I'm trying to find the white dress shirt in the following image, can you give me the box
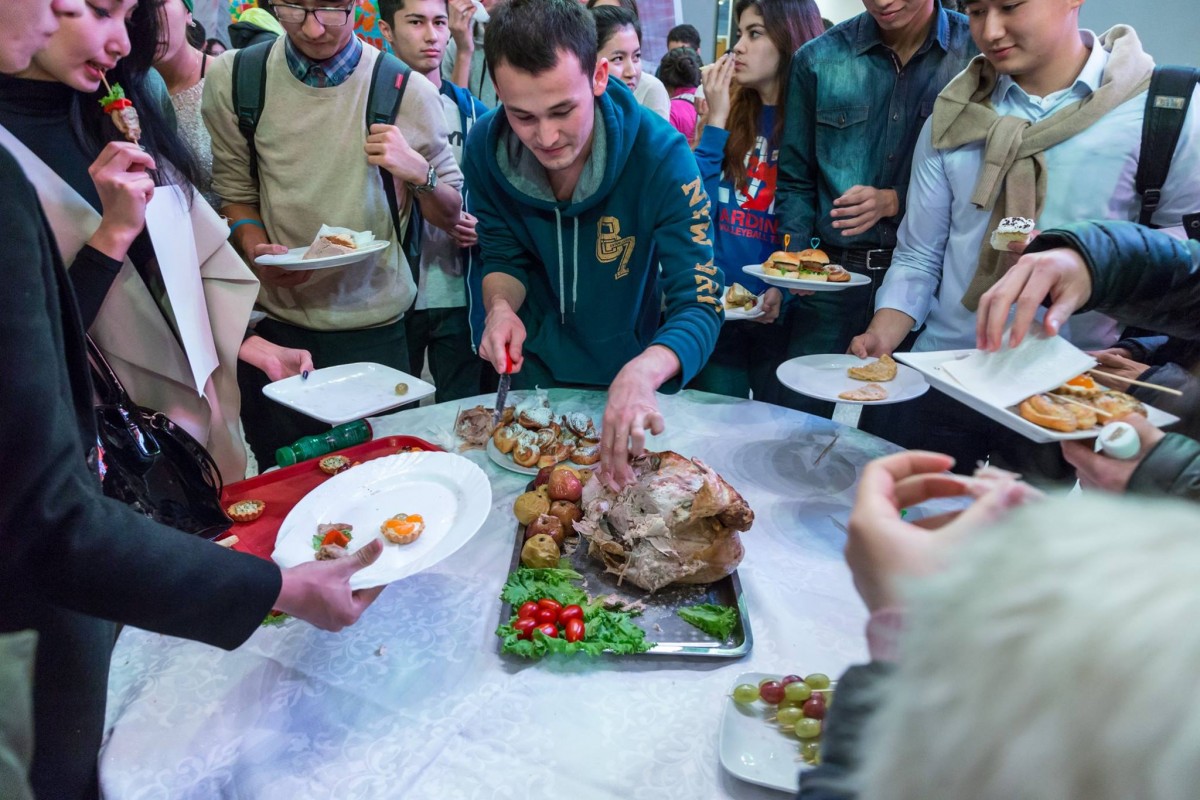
[876,31,1200,353]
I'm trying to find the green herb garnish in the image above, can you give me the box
[98,83,126,108]
[677,603,738,640]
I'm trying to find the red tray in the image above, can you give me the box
[218,436,442,560]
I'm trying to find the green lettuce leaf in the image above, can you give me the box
[499,566,587,607]
[98,83,125,108]
[677,603,738,640]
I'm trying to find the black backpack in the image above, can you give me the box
[231,40,423,264]
[1136,65,1200,241]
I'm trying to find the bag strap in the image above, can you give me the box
[366,52,422,269]
[1136,65,1199,227]
[231,40,274,186]
[85,335,132,407]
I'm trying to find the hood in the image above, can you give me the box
[484,76,640,217]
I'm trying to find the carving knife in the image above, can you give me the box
[492,348,513,428]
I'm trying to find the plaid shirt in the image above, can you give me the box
[284,35,363,88]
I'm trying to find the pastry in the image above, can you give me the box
[824,264,851,283]
[318,455,351,475]
[847,354,897,382]
[534,427,558,450]
[571,441,601,465]
[380,513,424,545]
[1092,391,1146,419]
[990,217,1035,251]
[1059,397,1098,429]
[564,412,598,440]
[226,499,265,523]
[518,405,553,429]
[512,429,541,467]
[303,233,358,260]
[1018,394,1078,432]
[838,383,889,402]
[537,443,571,469]
[493,423,519,454]
[724,282,756,310]
[1052,374,1103,398]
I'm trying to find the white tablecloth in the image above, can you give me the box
[100,389,900,799]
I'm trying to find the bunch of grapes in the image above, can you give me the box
[732,673,832,765]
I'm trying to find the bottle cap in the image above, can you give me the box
[275,445,298,467]
[1098,421,1141,460]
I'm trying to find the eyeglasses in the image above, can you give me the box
[271,3,354,27]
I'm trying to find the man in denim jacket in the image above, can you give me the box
[776,0,976,417]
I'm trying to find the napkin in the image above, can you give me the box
[940,330,1096,409]
[312,224,375,248]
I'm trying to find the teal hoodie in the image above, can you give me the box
[463,77,723,387]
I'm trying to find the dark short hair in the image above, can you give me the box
[485,0,597,79]
[379,0,449,27]
[584,0,639,16]
[666,23,700,50]
[656,46,701,91]
[592,5,640,50]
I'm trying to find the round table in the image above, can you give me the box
[100,389,899,799]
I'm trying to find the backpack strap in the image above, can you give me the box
[1136,65,1200,227]
[365,53,421,270]
[231,40,274,186]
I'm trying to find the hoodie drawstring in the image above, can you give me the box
[555,207,565,323]
[572,217,579,315]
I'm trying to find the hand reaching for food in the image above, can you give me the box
[238,335,315,382]
[975,247,1093,352]
[846,451,1040,613]
[599,346,677,490]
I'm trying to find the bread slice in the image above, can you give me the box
[838,383,888,402]
[847,354,897,382]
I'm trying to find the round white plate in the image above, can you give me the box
[255,239,390,270]
[272,452,491,589]
[723,294,765,321]
[486,438,601,476]
[719,671,836,792]
[776,354,930,405]
[742,263,871,292]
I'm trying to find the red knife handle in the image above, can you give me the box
[502,348,514,375]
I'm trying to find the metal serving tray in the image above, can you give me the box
[499,508,753,659]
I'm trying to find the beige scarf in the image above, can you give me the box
[931,26,1154,310]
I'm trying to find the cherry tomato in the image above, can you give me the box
[517,602,539,620]
[512,618,537,641]
[536,623,558,639]
[564,617,585,643]
[537,598,563,615]
[559,604,584,625]
[535,608,558,625]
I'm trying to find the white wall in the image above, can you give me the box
[1081,0,1199,67]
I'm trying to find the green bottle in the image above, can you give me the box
[274,419,372,467]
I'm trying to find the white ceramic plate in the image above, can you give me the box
[263,362,435,425]
[254,239,390,270]
[272,452,491,590]
[896,349,1181,444]
[485,438,600,475]
[776,354,929,406]
[719,671,832,792]
[743,263,871,292]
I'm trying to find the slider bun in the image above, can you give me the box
[767,250,801,268]
[797,248,830,266]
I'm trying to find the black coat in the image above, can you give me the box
[1030,221,1200,501]
[0,146,281,798]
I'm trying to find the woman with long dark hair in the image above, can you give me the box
[589,2,671,120]
[0,0,311,481]
[688,0,823,401]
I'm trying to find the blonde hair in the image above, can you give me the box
[856,494,1200,800]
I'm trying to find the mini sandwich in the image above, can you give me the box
[796,247,830,281]
[725,282,756,310]
[303,233,358,260]
[763,250,802,277]
[990,217,1035,251]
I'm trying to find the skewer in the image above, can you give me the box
[1050,392,1114,419]
[1088,369,1183,397]
[101,74,112,93]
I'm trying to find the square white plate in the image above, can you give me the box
[776,354,929,405]
[263,362,435,425]
[719,671,826,793]
[896,350,1180,444]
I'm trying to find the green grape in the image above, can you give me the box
[776,707,803,727]
[805,673,831,690]
[800,741,822,765]
[784,681,812,702]
[794,718,822,739]
[778,698,805,710]
[732,684,760,704]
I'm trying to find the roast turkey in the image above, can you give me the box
[574,451,754,593]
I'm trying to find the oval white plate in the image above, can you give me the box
[777,354,929,405]
[272,452,491,589]
[255,239,390,270]
[743,263,871,292]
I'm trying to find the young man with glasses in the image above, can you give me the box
[775,0,976,417]
[203,0,464,465]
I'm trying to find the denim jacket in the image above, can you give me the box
[777,8,976,250]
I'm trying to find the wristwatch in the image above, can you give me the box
[410,163,438,195]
